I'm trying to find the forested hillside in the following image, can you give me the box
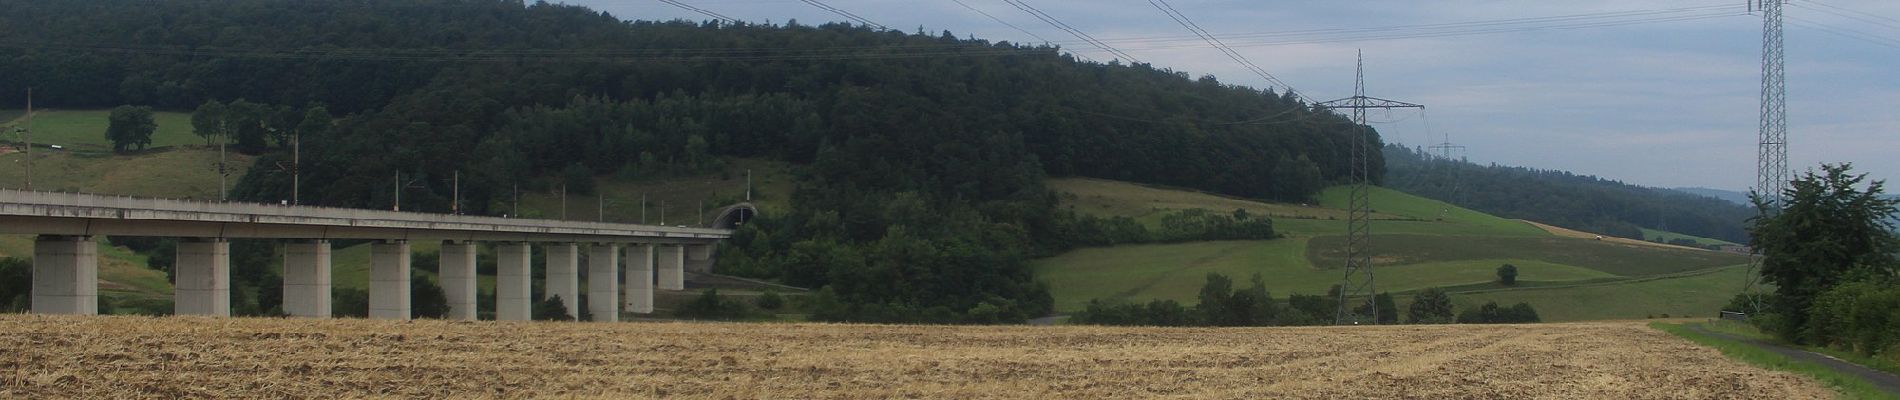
[0,0,1371,322]
[1384,145,1752,243]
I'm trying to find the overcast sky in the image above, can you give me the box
[563,0,1900,192]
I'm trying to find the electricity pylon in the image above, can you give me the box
[1316,51,1423,325]
[1739,0,1788,316]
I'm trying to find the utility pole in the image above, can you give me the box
[219,125,228,201]
[598,193,606,223]
[451,170,460,215]
[560,184,568,220]
[292,129,300,205]
[698,200,704,226]
[1740,0,1788,316]
[393,172,401,211]
[22,88,31,191]
[746,169,753,201]
[1315,50,1423,325]
[660,201,667,226]
[512,184,519,217]
[641,193,647,224]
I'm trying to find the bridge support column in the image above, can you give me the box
[685,244,715,274]
[624,244,654,314]
[439,241,478,321]
[283,240,332,318]
[587,244,620,322]
[658,245,685,291]
[175,238,230,316]
[369,240,411,320]
[496,242,532,321]
[32,235,97,315]
[545,243,580,319]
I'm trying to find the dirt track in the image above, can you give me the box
[0,316,1831,399]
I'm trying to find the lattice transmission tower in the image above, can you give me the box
[1317,51,1423,325]
[1739,0,1787,316]
[1427,138,1466,220]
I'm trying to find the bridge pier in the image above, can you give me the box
[624,244,653,314]
[685,244,715,273]
[496,242,532,321]
[545,243,579,319]
[283,240,332,318]
[31,235,97,315]
[439,241,478,321]
[657,245,685,291]
[174,238,230,316]
[368,240,411,320]
[587,244,620,322]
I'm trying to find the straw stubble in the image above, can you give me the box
[0,316,1828,399]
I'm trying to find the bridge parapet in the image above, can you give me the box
[0,189,729,243]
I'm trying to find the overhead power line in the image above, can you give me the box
[1805,0,1900,26]
[798,0,888,31]
[1146,0,1305,102]
[1791,1,1900,31]
[1787,16,1900,50]
[947,0,1093,61]
[1000,0,1142,63]
[656,0,736,24]
[0,4,1755,64]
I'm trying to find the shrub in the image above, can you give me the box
[1496,264,1519,285]
[755,289,784,310]
[411,275,450,319]
[676,289,755,320]
[333,287,369,318]
[1806,279,1900,357]
[1407,287,1455,324]
[1458,301,1541,324]
[534,295,573,321]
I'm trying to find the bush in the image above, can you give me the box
[534,295,574,321]
[1407,287,1456,324]
[1806,279,1900,357]
[676,289,754,320]
[333,287,369,318]
[1071,298,1191,326]
[1496,264,1518,285]
[411,274,450,319]
[1457,301,1541,324]
[755,289,784,310]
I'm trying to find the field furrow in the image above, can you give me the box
[0,316,1830,399]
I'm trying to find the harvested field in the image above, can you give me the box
[0,316,1830,399]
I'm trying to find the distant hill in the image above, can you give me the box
[1383,145,1753,243]
[1673,187,1750,206]
[1039,178,1749,321]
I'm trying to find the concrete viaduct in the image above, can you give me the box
[0,189,754,321]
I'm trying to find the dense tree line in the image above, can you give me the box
[1385,145,1752,242]
[1741,164,1898,356]
[0,0,1378,322]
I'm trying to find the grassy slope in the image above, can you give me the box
[0,110,240,310]
[1453,265,1748,321]
[1039,179,1751,321]
[1641,228,1741,247]
[1038,239,1619,312]
[1306,234,1744,277]
[0,109,203,151]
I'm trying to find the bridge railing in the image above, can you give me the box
[0,189,728,237]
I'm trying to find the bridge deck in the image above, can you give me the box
[0,189,728,243]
